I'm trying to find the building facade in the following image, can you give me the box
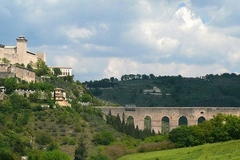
[52,88,71,107]
[49,66,72,77]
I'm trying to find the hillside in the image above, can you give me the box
[118,140,240,160]
[85,73,240,107]
[0,76,123,159]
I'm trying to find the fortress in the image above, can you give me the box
[0,36,46,66]
[0,36,46,82]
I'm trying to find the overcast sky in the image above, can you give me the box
[1,0,240,82]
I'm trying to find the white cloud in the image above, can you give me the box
[157,37,180,52]
[62,25,95,41]
[1,0,240,81]
[227,50,240,67]
[175,7,205,32]
[103,58,229,79]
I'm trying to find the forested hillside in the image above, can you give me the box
[84,73,240,107]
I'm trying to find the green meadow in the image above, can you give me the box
[118,140,240,160]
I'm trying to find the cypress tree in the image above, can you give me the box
[74,136,88,160]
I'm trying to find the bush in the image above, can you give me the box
[68,138,76,145]
[0,149,14,160]
[36,132,52,145]
[39,150,71,160]
[103,144,128,160]
[61,137,69,145]
[47,142,59,151]
[92,132,114,146]
[169,125,196,147]
[136,141,175,153]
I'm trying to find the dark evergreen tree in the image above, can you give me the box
[74,136,88,160]
[121,112,126,133]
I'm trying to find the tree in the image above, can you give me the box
[149,74,155,80]
[169,125,196,147]
[0,149,14,160]
[36,132,52,145]
[35,59,50,77]
[74,136,88,160]
[2,58,10,64]
[53,68,62,76]
[142,74,149,80]
[47,142,59,151]
[81,94,92,102]
[27,63,34,71]
[110,77,114,83]
[4,78,17,94]
[9,93,30,109]
[92,131,114,146]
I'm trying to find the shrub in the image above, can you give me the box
[103,144,128,160]
[92,132,114,146]
[36,132,52,145]
[0,149,14,160]
[39,150,71,160]
[47,142,59,151]
[61,137,69,145]
[74,124,82,132]
[136,141,175,153]
[68,138,76,145]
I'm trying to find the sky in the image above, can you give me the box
[1,0,240,82]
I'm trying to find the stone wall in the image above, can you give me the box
[11,65,35,82]
[0,64,35,82]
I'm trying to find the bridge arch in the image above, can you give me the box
[144,116,151,130]
[198,116,206,124]
[161,116,170,133]
[127,116,134,125]
[179,116,188,126]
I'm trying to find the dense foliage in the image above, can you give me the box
[85,73,240,107]
[169,113,240,147]
[106,111,156,139]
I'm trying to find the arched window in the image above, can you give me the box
[198,116,206,124]
[178,116,188,126]
[161,116,170,133]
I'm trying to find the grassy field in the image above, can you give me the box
[118,140,240,160]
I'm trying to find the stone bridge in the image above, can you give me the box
[98,107,240,133]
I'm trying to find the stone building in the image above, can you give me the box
[0,36,46,67]
[52,88,71,107]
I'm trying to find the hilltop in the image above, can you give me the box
[84,73,240,107]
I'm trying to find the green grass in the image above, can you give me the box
[118,140,240,160]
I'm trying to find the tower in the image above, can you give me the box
[16,36,28,65]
